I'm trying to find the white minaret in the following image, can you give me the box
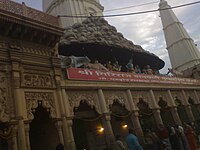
[43,0,104,28]
[159,0,200,71]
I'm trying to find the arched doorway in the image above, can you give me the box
[110,101,132,140]
[0,122,11,150]
[158,97,174,126]
[29,105,59,150]
[72,101,104,150]
[137,99,156,130]
[175,97,190,123]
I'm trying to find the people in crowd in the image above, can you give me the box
[114,134,126,150]
[184,123,198,150]
[144,129,159,150]
[156,124,171,150]
[126,128,143,150]
[177,125,190,150]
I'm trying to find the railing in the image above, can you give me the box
[0,0,59,27]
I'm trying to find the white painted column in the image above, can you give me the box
[126,90,144,139]
[61,89,76,150]
[97,89,115,149]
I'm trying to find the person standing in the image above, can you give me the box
[184,124,198,150]
[126,128,143,150]
[115,135,126,150]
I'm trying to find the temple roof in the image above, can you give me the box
[59,17,165,69]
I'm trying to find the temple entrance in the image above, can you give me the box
[137,99,156,130]
[73,101,104,150]
[0,139,8,150]
[110,102,132,139]
[0,123,9,150]
[29,105,59,150]
[158,98,174,126]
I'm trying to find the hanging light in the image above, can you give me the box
[97,127,104,133]
[122,124,128,129]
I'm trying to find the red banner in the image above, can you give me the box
[67,68,200,85]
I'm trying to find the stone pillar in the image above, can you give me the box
[182,90,195,122]
[12,125,18,150]
[55,121,64,145]
[168,90,182,125]
[97,89,115,149]
[14,74,26,150]
[150,90,163,127]
[66,119,76,150]
[126,90,144,138]
[25,123,30,150]
[61,89,76,150]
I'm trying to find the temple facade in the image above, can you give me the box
[0,1,200,150]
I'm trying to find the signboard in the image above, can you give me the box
[67,68,200,85]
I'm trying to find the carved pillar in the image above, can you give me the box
[61,89,76,150]
[12,125,18,150]
[97,89,115,148]
[66,119,76,150]
[126,90,144,139]
[13,72,27,150]
[182,90,195,122]
[55,121,64,145]
[25,123,30,150]
[167,90,182,125]
[150,90,163,127]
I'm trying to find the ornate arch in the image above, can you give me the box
[104,91,130,111]
[132,91,153,109]
[67,91,101,115]
[25,92,56,120]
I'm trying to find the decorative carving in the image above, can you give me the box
[25,92,56,120]
[0,72,9,122]
[104,91,130,111]
[171,91,186,105]
[184,91,197,104]
[22,73,53,88]
[153,91,171,107]
[67,91,100,115]
[131,91,153,109]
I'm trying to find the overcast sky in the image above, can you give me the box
[14,0,200,73]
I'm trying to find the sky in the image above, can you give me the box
[14,0,200,73]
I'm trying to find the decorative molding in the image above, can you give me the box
[0,72,9,122]
[21,73,53,88]
[67,91,100,115]
[104,91,130,111]
[25,92,56,120]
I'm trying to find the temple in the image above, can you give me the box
[159,0,200,75]
[0,0,200,150]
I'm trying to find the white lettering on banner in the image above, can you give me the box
[67,68,200,85]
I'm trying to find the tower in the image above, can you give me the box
[159,0,200,72]
[43,0,104,28]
